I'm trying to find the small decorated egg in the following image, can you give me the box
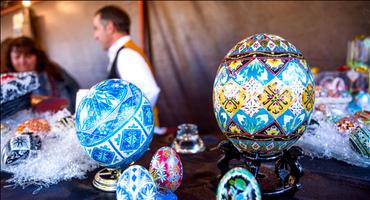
[149,146,183,192]
[354,111,370,128]
[155,191,178,200]
[116,165,157,200]
[56,115,76,129]
[347,101,361,114]
[354,91,370,111]
[217,167,261,200]
[16,118,50,134]
[349,127,370,158]
[336,117,357,134]
[1,133,42,165]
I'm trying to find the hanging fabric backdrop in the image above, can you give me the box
[148,1,370,133]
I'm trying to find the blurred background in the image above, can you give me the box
[1,1,369,132]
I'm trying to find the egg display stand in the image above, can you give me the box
[217,140,304,198]
[92,168,122,192]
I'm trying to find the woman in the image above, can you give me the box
[6,36,80,112]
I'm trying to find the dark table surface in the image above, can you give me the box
[1,131,370,200]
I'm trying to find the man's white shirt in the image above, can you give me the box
[107,36,160,108]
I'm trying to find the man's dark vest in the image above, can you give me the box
[107,46,125,79]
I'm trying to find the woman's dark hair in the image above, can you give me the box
[1,37,14,73]
[6,36,63,81]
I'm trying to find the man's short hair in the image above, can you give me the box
[96,5,131,34]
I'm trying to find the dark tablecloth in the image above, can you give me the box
[1,131,370,200]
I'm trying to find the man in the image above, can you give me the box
[93,5,160,108]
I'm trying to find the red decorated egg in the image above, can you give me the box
[149,146,183,192]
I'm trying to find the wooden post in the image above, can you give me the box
[138,0,145,50]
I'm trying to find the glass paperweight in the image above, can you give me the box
[171,124,205,154]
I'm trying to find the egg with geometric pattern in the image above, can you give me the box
[213,33,315,156]
[116,165,158,200]
[75,79,154,168]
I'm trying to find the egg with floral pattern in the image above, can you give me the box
[75,79,154,168]
[213,33,315,156]
[149,146,183,192]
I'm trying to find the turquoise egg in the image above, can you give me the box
[349,127,370,158]
[354,91,370,111]
[75,79,154,168]
[217,167,261,200]
[213,33,315,156]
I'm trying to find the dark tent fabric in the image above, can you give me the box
[148,1,370,132]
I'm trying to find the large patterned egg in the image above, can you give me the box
[149,146,183,192]
[213,33,315,156]
[116,165,158,200]
[217,167,261,200]
[75,79,154,168]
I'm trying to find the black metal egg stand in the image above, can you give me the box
[217,139,304,198]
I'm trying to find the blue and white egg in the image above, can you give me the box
[75,79,154,168]
[116,165,158,200]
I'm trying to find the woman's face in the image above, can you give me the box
[10,48,37,72]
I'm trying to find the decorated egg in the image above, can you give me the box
[116,165,158,200]
[217,167,261,200]
[354,91,370,111]
[155,191,178,200]
[149,146,183,192]
[55,115,75,129]
[16,118,50,134]
[336,117,357,134]
[213,33,315,156]
[354,110,370,127]
[75,79,154,168]
[1,133,42,165]
[349,127,370,158]
[347,101,362,114]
